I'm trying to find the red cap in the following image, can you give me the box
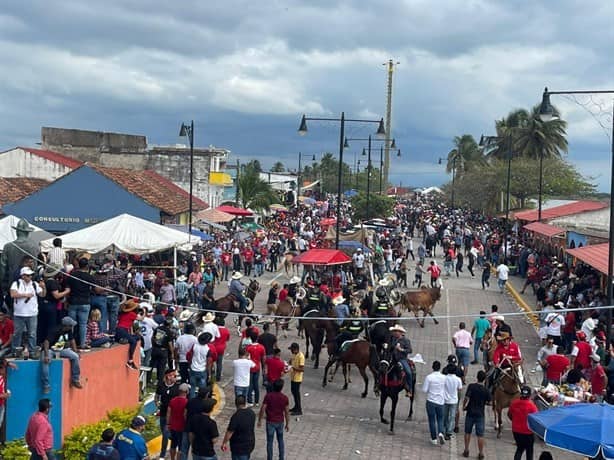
[576,331,587,341]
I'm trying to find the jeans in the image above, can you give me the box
[513,432,534,460]
[481,273,490,289]
[216,351,224,381]
[90,336,110,347]
[12,315,37,352]
[248,371,260,404]
[473,337,483,362]
[159,416,170,458]
[193,456,218,460]
[68,304,91,347]
[231,455,250,460]
[455,347,470,371]
[290,381,301,412]
[29,449,56,460]
[92,295,120,334]
[179,361,190,386]
[41,349,80,388]
[190,369,208,399]
[235,385,249,399]
[222,265,230,281]
[425,400,445,440]
[443,402,458,435]
[266,422,285,460]
[498,278,507,291]
[115,327,138,362]
[399,359,413,392]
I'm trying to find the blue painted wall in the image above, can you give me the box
[4,166,160,233]
[567,231,587,248]
[6,359,63,449]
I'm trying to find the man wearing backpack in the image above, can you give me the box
[150,316,176,386]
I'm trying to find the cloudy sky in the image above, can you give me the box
[1,0,613,190]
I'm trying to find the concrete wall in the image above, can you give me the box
[550,208,610,234]
[0,148,73,180]
[42,127,147,153]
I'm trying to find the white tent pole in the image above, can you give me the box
[173,246,178,282]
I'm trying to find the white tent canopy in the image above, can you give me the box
[0,215,54,249]
[40,213,199,255]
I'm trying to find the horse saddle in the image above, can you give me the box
[340,338,362,353]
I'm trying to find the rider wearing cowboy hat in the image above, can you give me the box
[229,272,248,314]
[388,324,413,396]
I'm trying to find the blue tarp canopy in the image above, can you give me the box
[338,240,371,253]
[164,224,214,241]
[344,189,358,197]
[528,403,614,459]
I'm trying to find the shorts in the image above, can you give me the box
[464,414,485,437]
[538,327,548,340]
[170,429,183,449]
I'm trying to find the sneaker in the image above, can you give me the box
[444,434,451,440]
[430,439,439,446]
[43,385,51,394]
[462,451,469,458]
[290,409,302,415]
[101,342,111,348]
[478,454,484,460]
[126,361,138,371]
[246,403,254,407]
[470,360,478,365]
[70,380,83,389]
[449,433,456,439]
[78,347,91,352]
[438,433,445,445]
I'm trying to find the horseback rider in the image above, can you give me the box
[229,271,248,313]
[304,279,327,315]
[374,278,392,318]
[287,276,301,305]
[388,324,413,397]
[333,298,363,357]
[487,331,524,390]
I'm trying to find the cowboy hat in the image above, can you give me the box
[20,266,34,276]
[231,271,243,280]
[494,315,505,322]
[331,296,346,306]
[121,299,139,313]
[43,264,62,278]
[179,309,194,322]
[203,312,215,322]
[11,219,35,233]
[389,324,406,334]
[289,276,301,284]
[496,331,511,341]
[177,275,187,282]
[378,278,391,287]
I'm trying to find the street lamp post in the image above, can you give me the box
[538,151,544,222]
[298,113,385,249]
[179,120,195,237]
[539,87,614,347]
[296,152,316,206]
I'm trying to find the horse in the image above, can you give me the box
[377,344,406,434]
[302,309,336,369]
[492,358,522,438]
[400,286,442,327]
[480,329,496,371]
[282,252,297,276]
[322,339,379,398]
[214,279,260,331]
[273,298,301,337]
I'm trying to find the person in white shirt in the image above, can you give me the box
[10,266,45,353]
[139,303,158,367]
[46,238,66,267]
[189,332,212,398]
[452,322,473,382]
[175,323,198,385]
[422,360,447,445]
[544,308,565,346]
[201,312,221,339]
[352,249,365,272]
[233,348,256,402]
[581,312,599,341]
[442,364,463,440]
[495,263,509,293]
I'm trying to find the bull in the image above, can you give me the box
[400,286,442,327]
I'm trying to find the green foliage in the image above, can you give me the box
[270,161,285,172]
[237,163,280,211]
[61,406,159,460]
[447,134,484,178]
[351,192,394,220]
[0,439,30,459]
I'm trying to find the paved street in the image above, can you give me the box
[211,258,580,460]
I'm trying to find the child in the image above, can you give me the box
[86,309,111,348]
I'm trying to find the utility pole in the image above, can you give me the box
[383,59,399,186]
[235,159,240,205]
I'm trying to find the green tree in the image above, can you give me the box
[271,161,285,172]
[351,192,394,221]
[515,105,568,160]
[243,159,262,173]
[237,163,279,211]
[446,134,484,178]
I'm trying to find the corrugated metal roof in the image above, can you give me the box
[514,201,608,222]
[523,222,566,238]
[17,146,83,169]
[566,243,609,275]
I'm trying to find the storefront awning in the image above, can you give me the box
[292,249,352,266]
[209,172,233,186]
[565,243,609,276]
[523,222,566,238]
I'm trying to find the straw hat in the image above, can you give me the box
[389,324,406,334]
[378,278,391,287]
[43,264,62,279]
[289,276,301,284]
[332,296,346,306]
[203,312,216,322]
[496,331,511,341]
[121,299,139,313]
[494,315,505,322]
[231,271,243,280]
[177,275,187,282]
[179,309,194,322]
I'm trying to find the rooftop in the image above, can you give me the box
[514,200,608,222]
[15,146,83,169]
[0,177,50,206]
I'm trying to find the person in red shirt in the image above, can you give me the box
[212,318,231,381]
[589,353,608,401]
[115,300,140,370]
[221,251,232,282]
[562,310,576,353]
[246,330,266,406]
[544,346,570,384]
[26,399,55,460]
[242,247,254,277]
[167,383,190,460]
[571,331,592,370]
[492,332,523,366]
[507,386,538,460]
[278,285,289,303]
[0,308,14,357]
[427,261,441,288]
[265,348,286,392]
[258,379,290,460]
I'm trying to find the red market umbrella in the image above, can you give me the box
[215,205,253,216]
[292,248,352,266]
[320,218,337,227]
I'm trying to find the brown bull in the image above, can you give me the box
[400,286,441,327]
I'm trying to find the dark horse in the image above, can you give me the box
[322,339,379,398]
[378,344,405,434]
[213,279,260,330]
[302,309,336,369]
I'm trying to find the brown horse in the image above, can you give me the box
[214,279,260,330]
[492,358,522,438]
[322,339,379,398]
[273,298,301,337]
[302,309,336,369]
[282,252,297,276]
[480,329,496,371]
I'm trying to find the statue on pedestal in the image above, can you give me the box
[0,219,40,294]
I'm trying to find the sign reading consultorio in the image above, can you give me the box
[33,216,103,224]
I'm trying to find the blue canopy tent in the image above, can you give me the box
[528,403,614,459]
[344,189,358,197]
[338,240,371,253]
[164,224,214,241]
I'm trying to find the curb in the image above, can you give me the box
[506,280,540,329]
[145,382,225,454]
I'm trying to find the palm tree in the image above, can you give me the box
[237,164,279,211]
[514,104,568,160]
[271,161,285,172]
[447,134,484,178]
[485,109,531,160]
